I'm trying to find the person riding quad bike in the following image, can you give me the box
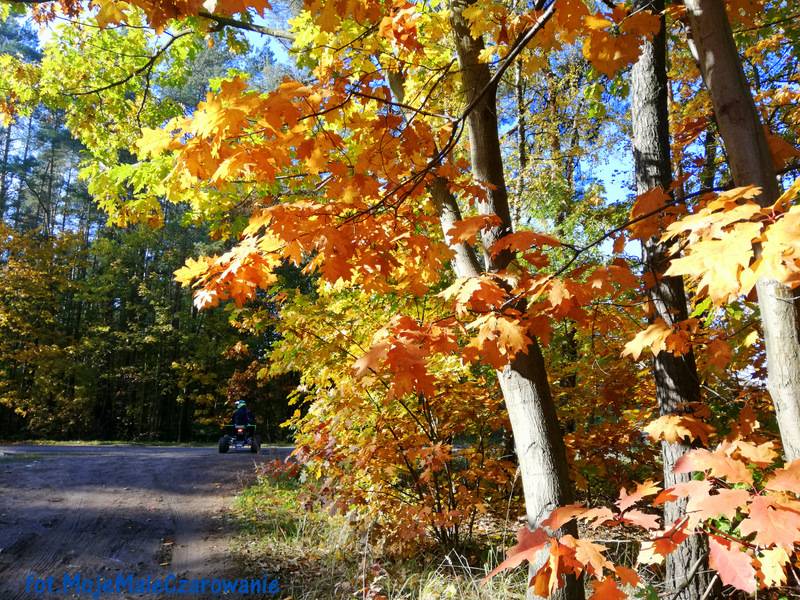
[218,400,260,453]
[232,400,255,428]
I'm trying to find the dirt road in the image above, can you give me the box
[0,445,291,599]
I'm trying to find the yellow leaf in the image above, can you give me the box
[136,127,174,158]
[743,330,759,347]
[584,14,612,29]
[622,319,672,360]
[174,256,211,287]
[665,221,761,303]
[95,0,129,28]
[757,547,789,588]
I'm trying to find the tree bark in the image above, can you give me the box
[684,0,800,461]
[12,116,34,228]
[700,129,717,190]
[430,178,482,278]
[630,2,715,598]
[0,123,12,219]
[513,61,527,228]
[447,2,582,598]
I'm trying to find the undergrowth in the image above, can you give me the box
[231,464,530,600]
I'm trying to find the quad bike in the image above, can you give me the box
[218,424,260,453]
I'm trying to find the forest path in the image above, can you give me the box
[0,444,292,599]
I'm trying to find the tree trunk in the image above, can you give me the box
[631,0,711,600]
[13,117,34,229]
[430,178,482,277]
[448,2,581,598]
[513,61,527,228]
[630,2,715,599]
[700,129,717,190]
[0,123,12,219]
[684,0,800,461]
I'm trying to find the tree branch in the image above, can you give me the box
[68,30,192,96]
[197,10,295,41]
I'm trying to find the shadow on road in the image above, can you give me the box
[0,445,292,600]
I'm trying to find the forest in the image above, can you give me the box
[0,19,297,441]
[0,0,799,598]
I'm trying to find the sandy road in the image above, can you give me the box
[0,445,291,600]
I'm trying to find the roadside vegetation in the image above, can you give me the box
[231,460,531,600]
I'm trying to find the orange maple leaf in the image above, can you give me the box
[766,130,800,170]
[673,448,753,485]
[692,488,750,522]
[708,535,756,593]
[629,186,672,240]
[720,439,778,468]
[589,577,626,600]
[739,495,800,550]
[489,230,561,256]
[463,314,531,368]
[654,479,711,505]
[643,414,715,446]
[581,7,660,77]
[765,459,800,495]
[446,214,503,244]
[656,479,749,525]
[565,536,612,577]
[482,525,549,580]
[622,319,672,360]
[620,509,660,530]
[617,479,660,512]
[440,276,507,316]
[379,1,423,52]
[531,539,575,597]
[614,565,639,587]
[352,342,390,378]
[704,338,733,370]
[541,503,588,530]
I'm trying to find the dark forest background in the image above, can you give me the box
[0,20,297,442]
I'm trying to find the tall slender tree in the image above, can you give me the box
[629,1,713,597]
[447,2,581,598]
[684,0,800,461]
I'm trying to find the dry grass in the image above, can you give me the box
[229,464,663,599]
[230,475,531,600]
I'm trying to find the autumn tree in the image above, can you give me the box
[628,1,712,597]
[680,0,800,461]
[3,0,800,598]
[445,3,581,597]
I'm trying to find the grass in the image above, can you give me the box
[230,475,530,600]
